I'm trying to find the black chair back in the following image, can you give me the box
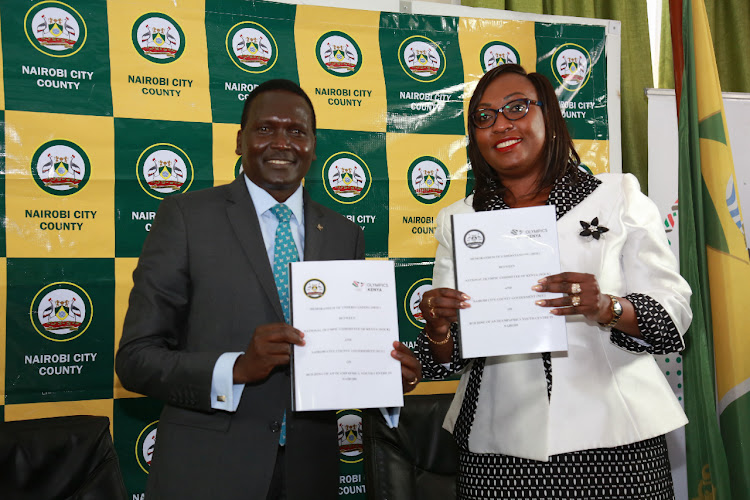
[0,415,127,500]
[364,393,459,500]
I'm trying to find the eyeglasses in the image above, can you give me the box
[470,98,543,129]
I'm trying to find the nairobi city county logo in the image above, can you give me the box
[132,13,185,63]
[226,21,278,74]
[552,43,592,91]
[408,156,450,204]
[337,410,364,463]
[323,152,371,204]
[303,279,326,299]
[31,140,90,196]
[480,41,520,73]
[316,31,362,77]
[398,35,445,82]
[405,278,432,328]
[136,420,159,474]
[24,1,86,57]
[30,282,93,342]
[137,143,194,200]
[464,229,485,249]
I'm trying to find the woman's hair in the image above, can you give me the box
[467,64,580,210]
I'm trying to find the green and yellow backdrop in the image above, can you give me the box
[0,0,618,497]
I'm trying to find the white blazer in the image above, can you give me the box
[434,173,692,461]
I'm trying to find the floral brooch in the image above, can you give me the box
[579,217,609,240]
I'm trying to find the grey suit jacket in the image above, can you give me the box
[116,175,365,499]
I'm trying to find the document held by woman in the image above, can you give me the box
[451,205,568,358]
[289,260,404,411]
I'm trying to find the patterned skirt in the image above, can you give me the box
[457,435,675,499]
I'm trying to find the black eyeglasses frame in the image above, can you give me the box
[470,98,544,129]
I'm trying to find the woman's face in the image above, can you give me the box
[473,73,547,182]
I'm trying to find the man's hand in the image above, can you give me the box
[391,341,422,393]
[233,323,305,384]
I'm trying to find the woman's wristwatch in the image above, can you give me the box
[599,294,623,328]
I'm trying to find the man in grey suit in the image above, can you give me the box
[116,80,422,499]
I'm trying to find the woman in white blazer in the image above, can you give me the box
[416,64,692,499]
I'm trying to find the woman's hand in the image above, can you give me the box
[532,272,611,323]
[419,288,470,342]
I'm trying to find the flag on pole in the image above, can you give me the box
[670,0,750,498]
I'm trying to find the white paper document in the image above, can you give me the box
[452,205,568,358]
[290,260,404,411]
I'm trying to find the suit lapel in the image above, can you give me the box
[226,176,284,321]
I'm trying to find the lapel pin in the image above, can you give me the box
[317,224,324,231]
[579,217,609,240]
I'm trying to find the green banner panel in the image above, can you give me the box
[206,0,299,124]
[304,130,389,258]
[534,23,608,141]
[5,257,114,404]
[395,258,434,347]
[336,408,366,499]
[114,117,213,257]
[1,0,113,116]
[380,13,465,135]
[113,396,164,498]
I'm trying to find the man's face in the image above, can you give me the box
[235,90,316,202]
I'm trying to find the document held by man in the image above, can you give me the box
[289,260,404,411]
[451,205,568,358]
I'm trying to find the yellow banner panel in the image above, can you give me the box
[574,139,610,175]
[458,18,537,117]
[701,138,750,398]
[408,380,459,396]
[693,2,724,126]
[5,111,115,258]
[213,122,242,186]
[108,0,211,122]
[387,132,468,258]
[114,257,140,400]
[707,247,750,401]
[296,6,386,132]
[4,399,114,431]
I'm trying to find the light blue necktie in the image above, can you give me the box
[270,203,299,446]
[270,203,299,323]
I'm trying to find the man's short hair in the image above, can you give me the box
[240,79,317,134]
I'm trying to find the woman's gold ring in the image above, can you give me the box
[571,295,581,307]
[570,283,582,294]
[426,297,434,308]
[407,376,419,386]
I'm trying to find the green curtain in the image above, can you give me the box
[660,0,750,92]
[658,0,675,89]
[462,0,653,192]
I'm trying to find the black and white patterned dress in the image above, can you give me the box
[417,172,685,499]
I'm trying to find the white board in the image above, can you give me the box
[646,87,750,500]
